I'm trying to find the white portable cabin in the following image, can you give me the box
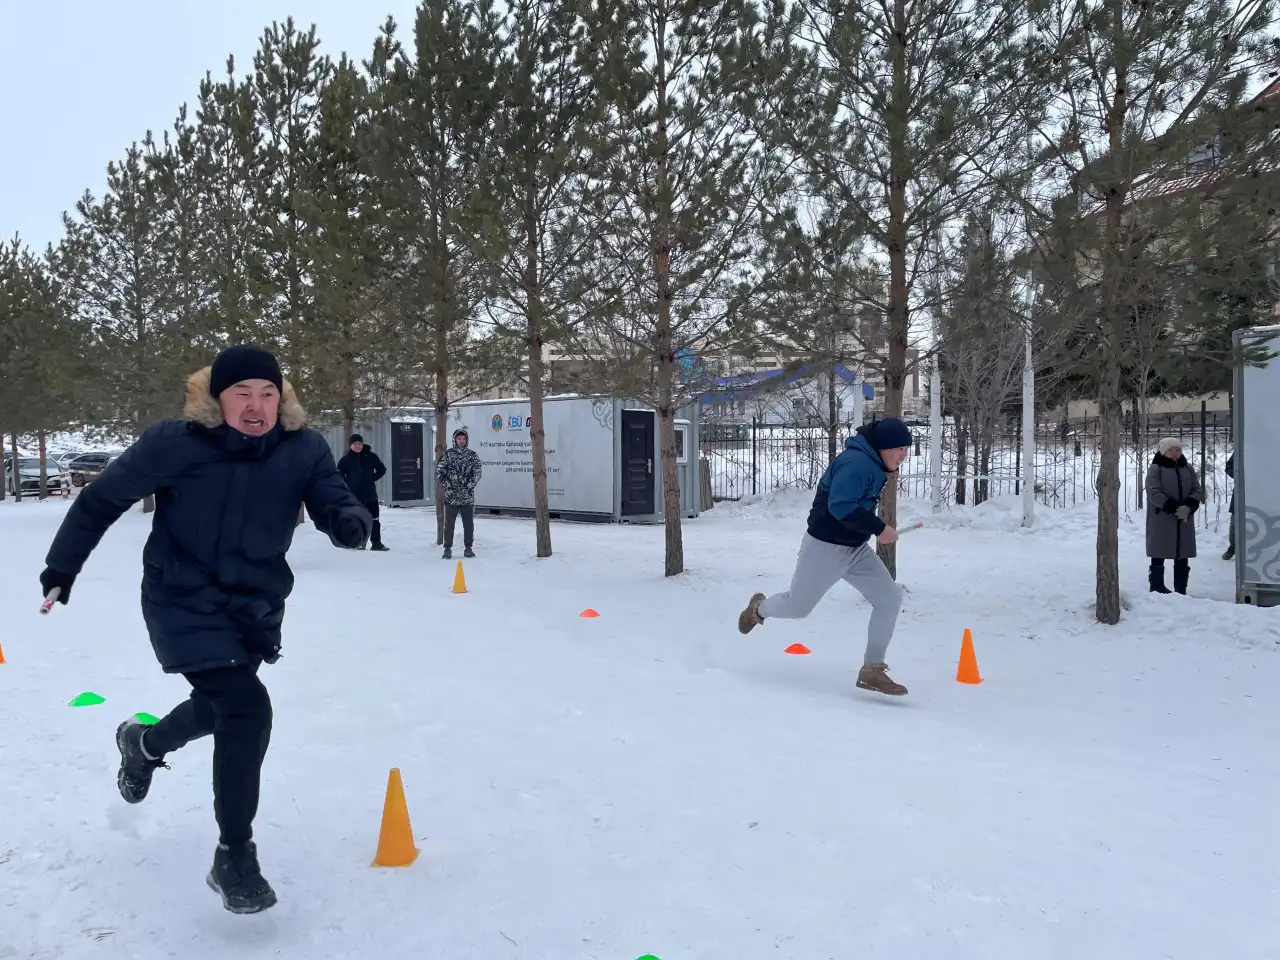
[319,396,701,523]
[1232,324,1280,607]
[448,395,701,523]
[319,416,434,508]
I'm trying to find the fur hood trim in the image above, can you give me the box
[183,366,307,432]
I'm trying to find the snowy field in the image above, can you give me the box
[2,492,1277,959]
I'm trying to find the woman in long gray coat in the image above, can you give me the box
[1145,437,1205,594]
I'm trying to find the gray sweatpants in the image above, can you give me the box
[758,533,903,666]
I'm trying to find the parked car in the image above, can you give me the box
[66,451,120,487]
[4,456,69,496]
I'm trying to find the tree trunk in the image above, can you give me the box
[434,360,449,547]
[37,430,49,500]
[1095,356,1123,623]
[654,49,683,577]
[827,364,839,463]
[9,432,21,502]
[877,0,910,579]
[954,413,968,505]
[525,185,553,558]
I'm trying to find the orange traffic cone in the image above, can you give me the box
[579,608,600,618]
[452,561,467,594]
[372,767,419,867]
[0,641,6,664]
[956,628,982,684]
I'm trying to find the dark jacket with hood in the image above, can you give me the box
[436,428,483,506]
[1145,452,1205,560]
[806,425,891,547]
[338,445,387,503]
[44,367,371,673]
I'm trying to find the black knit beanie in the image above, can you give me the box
[209,345,284,398]
[349,434,364,444]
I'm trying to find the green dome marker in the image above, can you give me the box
[68,692,105,707]
[134,712,160,725]
[636,956,662,959]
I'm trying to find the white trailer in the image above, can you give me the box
[447,395,701,523]
[1232,324,1280,606]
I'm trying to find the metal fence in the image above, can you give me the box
[701,412,1234,513]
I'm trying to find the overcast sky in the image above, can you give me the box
[0,1,419,253]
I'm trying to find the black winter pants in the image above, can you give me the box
[362,499,382,546]
[144,661,272,847]
[444,503,474,548]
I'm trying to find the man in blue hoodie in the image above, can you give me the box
[737,418,913,696]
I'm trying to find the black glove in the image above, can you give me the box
[1162,499,1180,514]
[40,567,76,605]
[329,507,370,549]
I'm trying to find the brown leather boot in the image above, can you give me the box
[738,593,765,634]
[857,663,908,696]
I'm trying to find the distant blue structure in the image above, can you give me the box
[697,363,867,406]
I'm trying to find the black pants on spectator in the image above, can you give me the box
[144,661,272,847]
[362,499,381,546]
[444,503,474,548]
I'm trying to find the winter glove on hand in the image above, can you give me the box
[1162,499,1180,514]
[39,567,76,605]
[328,507,370,549]
[1175,504,1192,521]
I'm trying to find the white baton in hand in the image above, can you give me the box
[898,521,924,535]
[40,587,61,615]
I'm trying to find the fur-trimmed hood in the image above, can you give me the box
[183,366,307,432]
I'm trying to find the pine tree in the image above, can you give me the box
[57,141,191,437]
[297,55,391,433]
[473,0,606,558]
[365,5,505,541]
[580,0,781,576]
[741,0,1042,576]
[191,59,264,347]
[252,19,331,390]
[1026,0,1276,623]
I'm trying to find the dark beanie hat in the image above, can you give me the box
[209,345,283,398]
[349,434,364,444]
[866,417,913,451]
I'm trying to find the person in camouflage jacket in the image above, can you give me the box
[436,426,482,558]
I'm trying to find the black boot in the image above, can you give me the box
[207,840,277,914]
[464,546,475,558]
[116,720,167,803]
[1173,559,1190,595]
[442,547,452,560]
[370,542,390,552]
[1149,560,1171,594]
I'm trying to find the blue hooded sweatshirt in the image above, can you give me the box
[806,430,890,547]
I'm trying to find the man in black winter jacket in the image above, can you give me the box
[39,345,371,915]
[338,434,389,551]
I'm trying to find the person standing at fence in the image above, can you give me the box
[338,434,389,551]
[437,426,483,559]
[737,418,912,696]
[1145,437,1204,595]
[1223,452,1236,561]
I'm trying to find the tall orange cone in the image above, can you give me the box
[372,767,420,867]
[956,628,982,684]
[0,641,6,664]
[451,561,467,594]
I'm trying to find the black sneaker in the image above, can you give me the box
[207,840,278,914]
[370,542,390,552]
[463,546,475,558]
[116,720,167,803]
[442,548,452,560]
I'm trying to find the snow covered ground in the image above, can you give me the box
[2,492,1277,959]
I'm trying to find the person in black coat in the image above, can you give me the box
[338,434,389,551]
[1224,452,1236,561]
[38,345,371,915]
